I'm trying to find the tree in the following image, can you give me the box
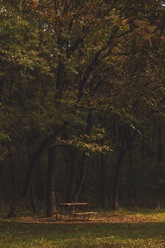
[0,0,164,216]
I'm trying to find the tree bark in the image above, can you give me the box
[30,181,37,214]
[72,152,86,202]
[7,133,56,218]
[157,126,162,163]
[67,147,77,202]
[112,148,123,209]
[155,125,163,209]
[8,159,16,205]
[112,126,128,209]
[72,111,92,201]
[100,154,108,209]
[46,147,57,217]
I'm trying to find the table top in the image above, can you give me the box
[60,202,88,206]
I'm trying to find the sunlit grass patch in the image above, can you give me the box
[0,210,164,248]
[98,208,165,222]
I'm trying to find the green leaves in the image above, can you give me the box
[0,0,164,156]
[56,135,113,154]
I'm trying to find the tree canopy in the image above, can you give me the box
[0,0,165,216]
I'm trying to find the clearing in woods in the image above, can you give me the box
[0,210,164,248]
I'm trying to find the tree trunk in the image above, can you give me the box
[155,125,163,209]
[46,147,57,217]
[127,129,137,206]
[157,126,162,163]
[30,181,37,214]
[112,148,123,209]
[67,147,77,202]
[100,154,108,209]
[72,152,86,202]
[7,146,16,205]
[7,134,56,218]
[7,160,37,218]
[112,125,136,209]
[112,126,127,210]
[69,111,93,202]
[8,160,16,205]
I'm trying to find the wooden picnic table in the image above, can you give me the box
[60,202,88,209]
[58,202,97,221]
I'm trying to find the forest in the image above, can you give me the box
[0,0,165,218]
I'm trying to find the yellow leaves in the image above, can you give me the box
[21,0,39,9]
[135,19,157,35]
[31,0,38,3]
[134,19,158,47]
[90,99,98,107]
[147,25,157,33]
[81,59,86,64]
[111,15,130,27]
[160,35,165,41]
[90,96,106,107]
[56,135,113,154]
[134,20,149,27]
[156,30,165,41]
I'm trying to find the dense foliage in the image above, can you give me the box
[0,0,165,216]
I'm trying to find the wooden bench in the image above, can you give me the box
[71,211,97,220]
[59,202,89,220]
[53,203,97,221]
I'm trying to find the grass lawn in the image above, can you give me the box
[0,210,164,248]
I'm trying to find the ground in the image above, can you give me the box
[13,209,165,224]
[1,210,164,248]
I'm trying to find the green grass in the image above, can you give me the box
[0,210,165,248]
